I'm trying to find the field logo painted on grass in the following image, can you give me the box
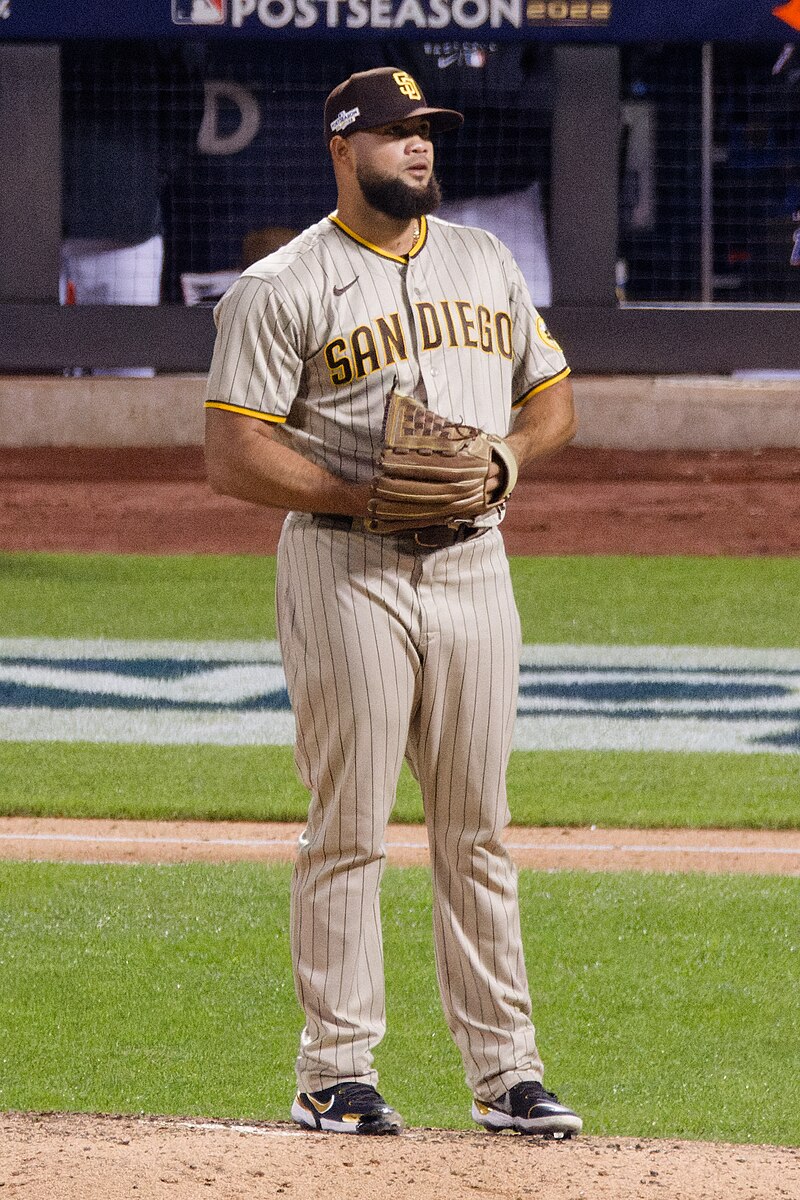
[1,639,800,754]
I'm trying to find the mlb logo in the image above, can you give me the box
[172,0,226,24]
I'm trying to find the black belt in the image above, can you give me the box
[313,514,488,549]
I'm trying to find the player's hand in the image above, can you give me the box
[486,458,504,501]
[365,392,518,535]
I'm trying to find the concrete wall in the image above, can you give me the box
[570,376,800,450]
[0,375,206,448]
[1,374,799,450]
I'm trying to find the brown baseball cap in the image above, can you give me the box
[324,67,463,143]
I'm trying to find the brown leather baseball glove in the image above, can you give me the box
[365,391,518,535]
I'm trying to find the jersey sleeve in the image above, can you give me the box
[506,254,570,411]
[204,275,303,423]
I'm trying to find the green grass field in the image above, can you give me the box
[1,550,799,829]
[1,548,798,1144]
[0,742,797,828]
[2,551,800,645]
[0,861,796,1145]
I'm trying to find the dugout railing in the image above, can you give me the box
[1,40,799,375]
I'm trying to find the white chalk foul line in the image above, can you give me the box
[0,831,797,857]
[166,1120,302,1138]
[0,832,301,849]
[158,1118,431,1140]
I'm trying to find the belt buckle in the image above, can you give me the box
[413,524,469,549]
[314,514,355,532]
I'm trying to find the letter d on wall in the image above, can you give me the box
[197,80,261,155]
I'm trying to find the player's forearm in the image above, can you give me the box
[212,452,369,515]
[204,410,370,516]
[506,377,577,471]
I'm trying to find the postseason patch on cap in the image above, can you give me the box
[330,107,361,135]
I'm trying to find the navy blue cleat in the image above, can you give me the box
[292,1082,404,1135]
[473,1081,582,1138]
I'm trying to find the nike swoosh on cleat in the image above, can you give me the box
[307,1095,336,1114]
[333,279,358,296]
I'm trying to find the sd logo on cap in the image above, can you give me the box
[324,67,463,143]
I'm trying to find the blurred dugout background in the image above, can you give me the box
[58,40,800,307]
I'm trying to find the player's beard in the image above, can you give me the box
[356,164,442,220]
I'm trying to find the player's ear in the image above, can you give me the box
[330,134,354,170]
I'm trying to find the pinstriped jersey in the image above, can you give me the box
[205,213,569,484]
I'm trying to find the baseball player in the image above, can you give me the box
[204,66,582,1139]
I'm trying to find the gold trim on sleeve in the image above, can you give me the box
[204,401,287,423]
[512,366,571,410]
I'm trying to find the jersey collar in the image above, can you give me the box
[329,214,428,263]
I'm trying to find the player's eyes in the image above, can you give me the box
[383,123,431,140]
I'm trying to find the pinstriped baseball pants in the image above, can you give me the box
[276,513,544,1099]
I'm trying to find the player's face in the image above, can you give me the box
[350,117,442,220]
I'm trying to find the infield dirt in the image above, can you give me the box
[2,445,800,556]
[2,1112,798,1200]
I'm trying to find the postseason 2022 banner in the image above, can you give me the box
[1,0,800,42]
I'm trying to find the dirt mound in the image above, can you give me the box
[2,1112,797,1200]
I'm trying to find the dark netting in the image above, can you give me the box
[619,43,800,303]
[61,40,554,304]
[60,39,800,306]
